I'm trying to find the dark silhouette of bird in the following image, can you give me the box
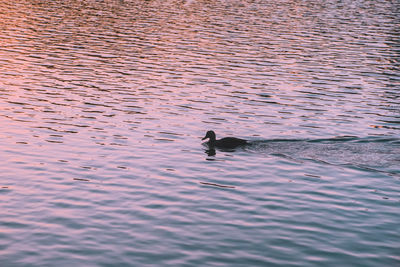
[202,130,247,149]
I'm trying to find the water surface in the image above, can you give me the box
[0,0,399,266]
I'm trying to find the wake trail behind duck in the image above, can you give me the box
[246,136,400,175]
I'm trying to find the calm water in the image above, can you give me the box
[1,0,399,266]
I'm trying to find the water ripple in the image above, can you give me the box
[1,0,400,266]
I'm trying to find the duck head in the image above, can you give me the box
[202,130,216,142]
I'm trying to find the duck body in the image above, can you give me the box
[202,130,247,149]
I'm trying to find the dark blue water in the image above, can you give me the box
[0,0,399,266]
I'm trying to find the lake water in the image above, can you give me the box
[0,0,399,266]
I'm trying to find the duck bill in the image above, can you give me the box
[202,136,207,140]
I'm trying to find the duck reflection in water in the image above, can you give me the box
[202,130,248,155]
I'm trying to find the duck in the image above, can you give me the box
[202,130,247,149]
